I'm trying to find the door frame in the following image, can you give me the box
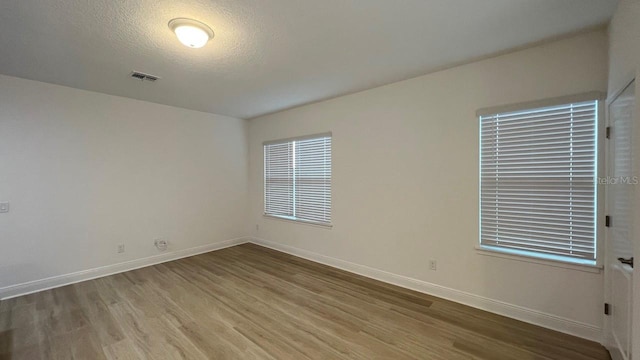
[603,77,636,360]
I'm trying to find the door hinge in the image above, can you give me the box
[605,215,611,227]
[618,257,634,269]
[606,126,611,139]
[604,303,610,315]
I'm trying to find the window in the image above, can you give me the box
[264,133,332,226]
[479,98,599,265]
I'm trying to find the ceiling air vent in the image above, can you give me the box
[130,71,160,82]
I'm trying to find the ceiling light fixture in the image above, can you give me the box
[168,18,214,49]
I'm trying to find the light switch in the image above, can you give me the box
[0,202,9,213]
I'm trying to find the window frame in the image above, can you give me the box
[477,92,606,267]
[263,132,333,228]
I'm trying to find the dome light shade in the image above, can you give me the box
[168,18,214,49]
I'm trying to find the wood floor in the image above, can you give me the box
[0,244,610,360]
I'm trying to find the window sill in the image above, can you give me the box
[263,214,333,229]
[475,246,602,274]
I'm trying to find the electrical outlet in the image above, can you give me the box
[0,202,9,213]
[256,224,259,231]
[117,244,125,253]
[429,260,437,271]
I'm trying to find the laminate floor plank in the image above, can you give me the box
[0,244,611,360]
[185,256,426,360]
[103,338,148,360]
[166,261,348,360]
[224,248,536,359]
[190,253,470,360]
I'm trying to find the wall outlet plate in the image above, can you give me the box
[429,260,437,271]
[117,244,125,253]
[0,202,9,213]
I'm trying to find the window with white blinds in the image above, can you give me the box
[480,100,598,264]
[264,134,332,226]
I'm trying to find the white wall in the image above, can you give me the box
[248,30,609,339]
[0,74,249,294]
[608,0,640,358]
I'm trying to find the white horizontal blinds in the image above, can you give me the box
[480,101,597,261]
[264,142,294,217]
[295,136,332,224]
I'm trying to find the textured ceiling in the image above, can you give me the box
[0,0,618,119]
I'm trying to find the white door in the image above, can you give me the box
[606,79,635,360]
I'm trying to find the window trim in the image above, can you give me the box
[263,132,332,227]
[263,214,333,228]
[477,93,606,266]
[475,245,602,273]
[263,132,332,146]
[476,91,606,117]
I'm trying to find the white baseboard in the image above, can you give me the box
[0,237,249,300]
[249,237,603,343]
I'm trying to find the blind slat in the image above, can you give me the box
[480,100,597,261]
[295,137,332,224]
[264,142,293,217]
[264,135,332,225]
